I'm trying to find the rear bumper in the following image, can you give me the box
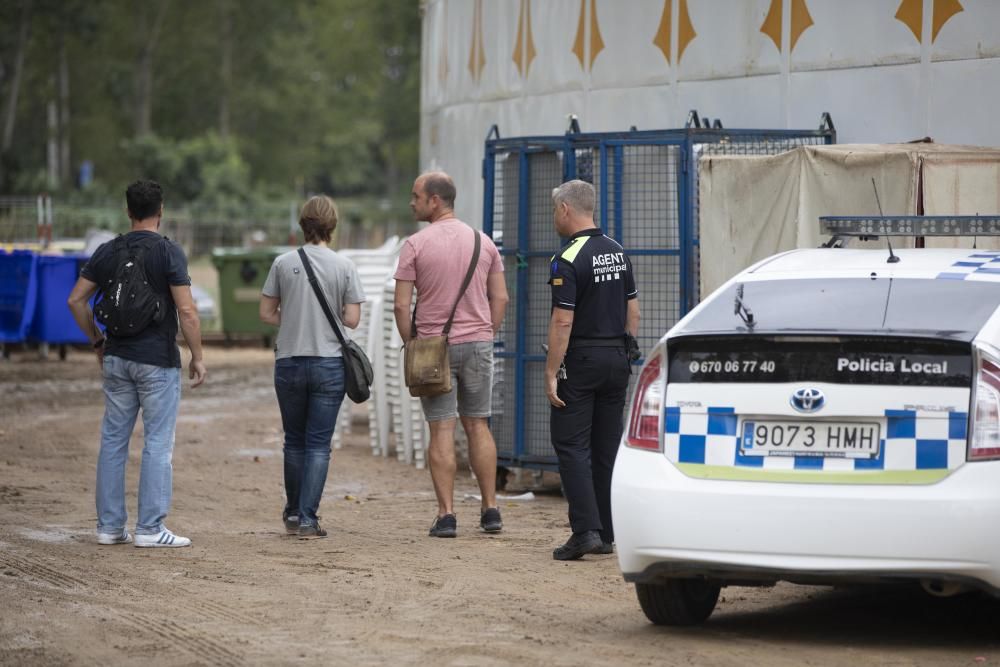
[622,561,1000,597]
[611,444,1000,593]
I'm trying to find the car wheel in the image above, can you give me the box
[635,578,721,626]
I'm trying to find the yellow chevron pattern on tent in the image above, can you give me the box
[760,0,814,53]
[468,0,486,83]
[572,0,604,72]
[513,0,537,77]
[895,0,964,43]
[653,0,697,65]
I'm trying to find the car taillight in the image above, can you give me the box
[626,354,664,451]
[969,353,1000,461]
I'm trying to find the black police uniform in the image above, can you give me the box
[549,227,637,544]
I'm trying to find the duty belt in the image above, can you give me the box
[568,336,625,349]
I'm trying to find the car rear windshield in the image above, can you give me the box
[668,336,972,386]
[676,278,1000,341]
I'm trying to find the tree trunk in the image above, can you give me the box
[134,0,170,137]
[1,0,33,153]
[47,99,58,188]
[218,0,232,138]
[384,144,399,201]
[58,33,71,187]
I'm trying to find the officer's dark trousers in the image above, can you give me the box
[551,346,631,544]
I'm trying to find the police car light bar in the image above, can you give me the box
[820,215,1000,237]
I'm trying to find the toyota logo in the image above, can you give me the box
[791,387,825,413]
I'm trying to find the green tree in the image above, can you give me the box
[0,0,422,208]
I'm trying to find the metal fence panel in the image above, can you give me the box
[483,120,836,472]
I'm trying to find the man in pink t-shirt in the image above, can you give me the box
[394,171,509,539]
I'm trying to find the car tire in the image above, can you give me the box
[635,578,721,626]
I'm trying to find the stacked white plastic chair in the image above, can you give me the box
[331,237,404,453]
[327,234,430,469]
[379,275,428,469]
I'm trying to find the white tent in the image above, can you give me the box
[421,0,1000,231]
[698,143,1000,295]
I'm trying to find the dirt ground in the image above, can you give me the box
[2,347,999,666]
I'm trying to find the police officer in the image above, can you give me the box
[545,179,640,561]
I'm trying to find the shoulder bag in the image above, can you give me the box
[403,228,481,398]
[298,247,374,403]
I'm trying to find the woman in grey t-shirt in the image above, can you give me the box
[259,195,366,539]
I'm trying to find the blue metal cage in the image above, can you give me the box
[482,112,836,473]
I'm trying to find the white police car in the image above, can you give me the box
[612,216,1000,625]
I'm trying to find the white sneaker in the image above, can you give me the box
[97,530,133,545]
[134,528,191,548]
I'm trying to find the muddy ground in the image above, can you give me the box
[1,347,998,666]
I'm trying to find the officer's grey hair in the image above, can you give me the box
[551,180,595,215]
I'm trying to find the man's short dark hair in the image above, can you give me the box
[422,173,456,209]
[126,179,163,221]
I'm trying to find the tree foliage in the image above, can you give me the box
[0,0,421,204]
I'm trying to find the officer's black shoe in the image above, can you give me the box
[552,530,602,560]
[593,542,614,555]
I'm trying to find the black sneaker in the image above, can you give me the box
[594,542,614,555]
[480,507,503,533]
[283,511,300,535]
[429,513,457,538]
[298,523,328,540]
[552,530,602,561]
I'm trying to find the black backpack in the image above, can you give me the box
[94,235,167,337]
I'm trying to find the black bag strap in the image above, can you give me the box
[104,233,164,283]
[297,247,349,348]
[98,233,165,304]
[118,231,164,254]
[409,227,481,340]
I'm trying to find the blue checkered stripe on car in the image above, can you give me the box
[937,250,1000,281]
[663,407,968,471]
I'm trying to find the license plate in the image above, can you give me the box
[740,420,881,459]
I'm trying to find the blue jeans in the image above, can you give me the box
[274,356,346,527]
[96,355,181,536]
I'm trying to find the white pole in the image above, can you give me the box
[47,101,58,189]
[45,195,53,248]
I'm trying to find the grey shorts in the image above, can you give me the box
[420,341,494,422]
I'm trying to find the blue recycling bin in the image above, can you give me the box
[0,250,39,343]
[30,254,90,344]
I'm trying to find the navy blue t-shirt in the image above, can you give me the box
[81,231,191,368]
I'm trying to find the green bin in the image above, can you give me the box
[211,247,292,343]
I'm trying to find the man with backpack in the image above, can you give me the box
[68,179,207,548]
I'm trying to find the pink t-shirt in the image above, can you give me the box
[394,218,504,344]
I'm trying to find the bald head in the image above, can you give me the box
[418,171,456,209]
[411,170,457,223]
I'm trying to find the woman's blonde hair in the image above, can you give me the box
[299,195,338,243]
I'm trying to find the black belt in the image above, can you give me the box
[568,336,624,349]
